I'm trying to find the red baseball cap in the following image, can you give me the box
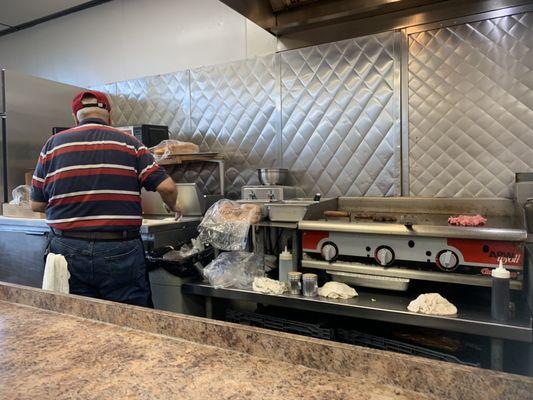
[71,90,111,114]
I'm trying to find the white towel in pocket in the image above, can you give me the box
[42,253,70,293]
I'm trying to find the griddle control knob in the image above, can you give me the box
[321,243,338,262]
[375,246,394,266]
[436,250,459,272]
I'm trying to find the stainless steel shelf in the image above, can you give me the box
[182,282,533,342]
[301,259,523,290]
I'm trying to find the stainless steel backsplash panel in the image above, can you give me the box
[95,33,401,199]
[92,10,532,199]
[189,54,280,198]
[113,71,190,135]
[408,12,533,198]
[281,32,399,197]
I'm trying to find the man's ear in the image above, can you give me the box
[72,113,79,125]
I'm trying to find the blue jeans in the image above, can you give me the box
[49,235,152,307]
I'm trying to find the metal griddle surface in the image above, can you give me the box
[299,213,527,241]
[300,198,528,241]
[346,212,522,230]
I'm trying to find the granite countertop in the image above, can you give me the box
[0,282,532,400]
[0,300,428,400]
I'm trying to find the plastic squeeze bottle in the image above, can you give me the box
[278,247,293,282]
[491,260,510,322]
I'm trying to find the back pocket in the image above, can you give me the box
[103,244,140,285]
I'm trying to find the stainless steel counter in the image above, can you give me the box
[0,216,201,288]
[0,216,200,233]
[182,282,533,343]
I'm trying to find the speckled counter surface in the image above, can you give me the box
[0,282,532,400]
[0,301,429,400]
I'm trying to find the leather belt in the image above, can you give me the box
[52,229,140,241]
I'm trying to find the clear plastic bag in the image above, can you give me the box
[150,139,199,162]
[161,238,205,261]
[9,185,31,205]
[197,199,262,251]
[202,251,264,289]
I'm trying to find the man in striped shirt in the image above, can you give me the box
[30,90,180,306]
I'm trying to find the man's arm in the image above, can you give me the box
[30,144,48,212]
[30,201,47,213]
[137,144,182,217]
[156,177,180,213]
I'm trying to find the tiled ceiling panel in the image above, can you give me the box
[408,12,533,198]
[281,32,399,197]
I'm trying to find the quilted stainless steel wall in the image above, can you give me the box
[114,71,190,134]
[408,12,533,198]
[95,32,400,198]
[188,54,280,198]
[91,72,190,135]
[281,32,399,197]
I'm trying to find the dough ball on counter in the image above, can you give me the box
[318,282,358,299]
[407,293,457,316]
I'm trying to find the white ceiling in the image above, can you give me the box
[0,0,88,27]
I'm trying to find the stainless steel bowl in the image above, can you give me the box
[258,168,288,185]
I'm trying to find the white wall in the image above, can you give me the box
[0,0,277,87]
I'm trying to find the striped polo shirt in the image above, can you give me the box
[30,118,168,231]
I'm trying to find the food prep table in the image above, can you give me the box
[182,282,533,372]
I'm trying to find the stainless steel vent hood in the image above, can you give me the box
[220,0,533,37]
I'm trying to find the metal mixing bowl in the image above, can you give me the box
[258,168,288,185]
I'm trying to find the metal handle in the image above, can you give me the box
[24,231,47,236]
[324,211,350,218]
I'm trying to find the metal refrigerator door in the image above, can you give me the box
[2,70,83,202]
[0,70,5,204]
[0,69,5,114]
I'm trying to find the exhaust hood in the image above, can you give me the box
[220,0,532,36]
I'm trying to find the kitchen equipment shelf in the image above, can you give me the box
[182,282,533,343]
[158,152,225,196]
[226,309,333,340]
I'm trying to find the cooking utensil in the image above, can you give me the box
[324,210,350,219]
[323,210,399,223]
[525,198,533,233]
[258,168,288,185]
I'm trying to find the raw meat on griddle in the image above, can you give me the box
[447,214,487,227]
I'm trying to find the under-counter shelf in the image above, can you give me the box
[182,282,533,343]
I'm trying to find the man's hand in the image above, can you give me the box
[174,200,183,220]
[156,177,178,213]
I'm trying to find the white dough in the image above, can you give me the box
[318,282,358,299]
[407,293,457,315]
[252,277,288,295]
